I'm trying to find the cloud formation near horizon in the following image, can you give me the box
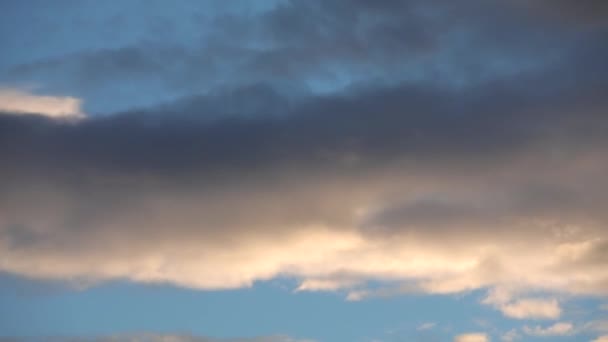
[1,0,608,332]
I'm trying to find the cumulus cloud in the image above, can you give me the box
[454,333,489,342]
[483,289,562,319]
[0,88,85,119]
[522,322,573,337]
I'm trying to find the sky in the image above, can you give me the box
[0,1,608,341]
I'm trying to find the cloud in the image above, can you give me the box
[593,336,608,342]
[1,0,608,322]
[584,320,608,334]
[1,43,608,307]
[522,322,573,337]
[0,88,85,119]
[417,322,436,331]
[454,333,489,342]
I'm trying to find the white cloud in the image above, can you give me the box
[417,322,436,331]
[523,322,573,337]
[499,298,561,320]
[454,332,489,342]
[592,336,608,342]
[482,290,561,320]
[0,88,85,119]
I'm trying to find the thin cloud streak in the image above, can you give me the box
[0,88,85,119]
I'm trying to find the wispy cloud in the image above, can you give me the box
[417,322,437,331]
[0,88,85,119]
[501,329,519,342]
[522,322,573,337]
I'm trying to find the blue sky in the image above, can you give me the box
[1,1,608,342]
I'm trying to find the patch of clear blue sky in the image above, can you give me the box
[2,273,602,342]
[0,274,493,341]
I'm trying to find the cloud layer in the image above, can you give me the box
[1,0,607,323]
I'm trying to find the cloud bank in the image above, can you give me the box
[0,0,607,321]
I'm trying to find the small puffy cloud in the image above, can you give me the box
[454,332,489,342]
[499,298,562,320]
[523,322,573,337]
[0,88,85,119]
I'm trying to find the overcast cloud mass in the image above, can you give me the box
[1,1,608,341]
